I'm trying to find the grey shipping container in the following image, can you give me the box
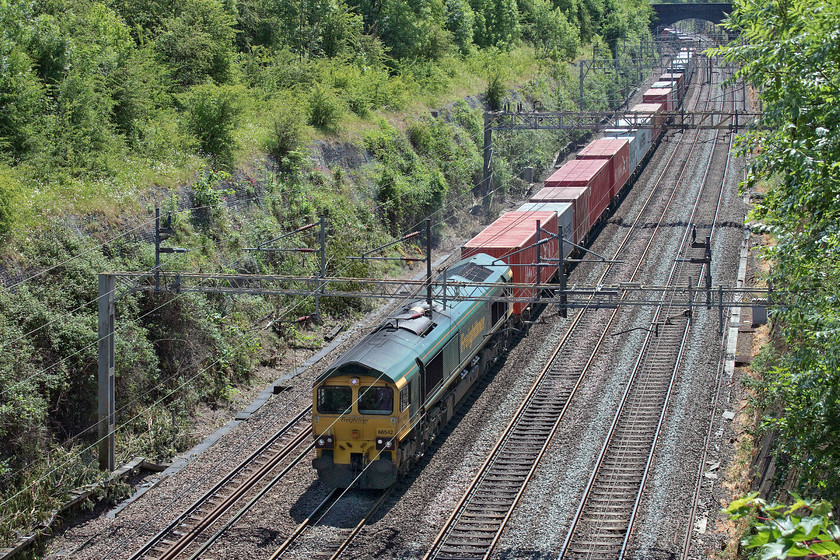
[517,202,575,260]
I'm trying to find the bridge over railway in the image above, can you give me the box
[652,3,733,28]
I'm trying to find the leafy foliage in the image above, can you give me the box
[306,83,344,131]
[486,70,506,110]
[266,96,306,159]
[179,83,245,166]
[725,493,840,559]
[0,0,656,546]
[154,0,238,87]
[711,0,840,499]
[518,0,580,60]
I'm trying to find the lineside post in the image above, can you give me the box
[482,113,492,206]
[426,219,433,312]
[316,215,325,322]
[98,273,115,471]
[579,62,585,110]
[558,226,567,318]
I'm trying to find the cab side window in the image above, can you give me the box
[400,386,409,411]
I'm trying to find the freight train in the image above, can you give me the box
[311,47,696,489]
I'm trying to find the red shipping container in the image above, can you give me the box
[643,88,673,111]
[529,186,589,246]
[660,72,685,105]
[542,158,610,229]
[462,211,558,315]
[631,102,665,139]
[660,72,684,92]
[576,138,630,199]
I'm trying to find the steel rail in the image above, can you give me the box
[128,407,311,560]
[619,66,739,557]
[268,488,392,560]
[322,488,394,560]
[677,62,746,560]
[423,55,718,560]
[270,489,341,559]
[183,438,318,559]
[558,53,736,559]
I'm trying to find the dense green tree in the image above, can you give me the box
[0,44,46,161]
[519,0,579,60]
[320,1,364,57]
[601,0,651,55]
[471,0,520,48]
[371,0,450,60]
[109,0,178,34]
[155,0,238,87]
[237,0,362,58]
[445,0,476,53]
[713,0,840,499]
[109,45,172,143]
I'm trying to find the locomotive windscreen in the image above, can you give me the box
[317,386,351,414]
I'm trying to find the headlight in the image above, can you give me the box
[315,435,334,448]
[375,437,395,450]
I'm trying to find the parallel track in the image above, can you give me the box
[129,407,312,560]
[558,57,740,560]
[270,488,393,560]
[424,53,719,560]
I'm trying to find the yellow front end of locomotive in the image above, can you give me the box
[311,375,409,489]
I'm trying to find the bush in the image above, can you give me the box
[486,71,506,110]
[266,97,305,159]
[306,83,343,131]
[179,83,245,166]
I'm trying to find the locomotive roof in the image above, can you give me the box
[315,253,510,386]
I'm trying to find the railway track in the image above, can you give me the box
[423,53,723,560]
[270,488,393,560]
[128,407,313,560]
[558,59,742,559]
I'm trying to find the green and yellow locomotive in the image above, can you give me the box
[311,253,512,489]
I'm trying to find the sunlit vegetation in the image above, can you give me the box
[0,0,655,546]
[713,0,840,553]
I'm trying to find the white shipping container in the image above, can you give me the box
[604,125,651,171]
[517,202,576,260]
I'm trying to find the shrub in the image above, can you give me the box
[486,71,505,110]
[179,83,245,166]
[266,97,305,159]
[192,166,233,209]
[306,83,343,131]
